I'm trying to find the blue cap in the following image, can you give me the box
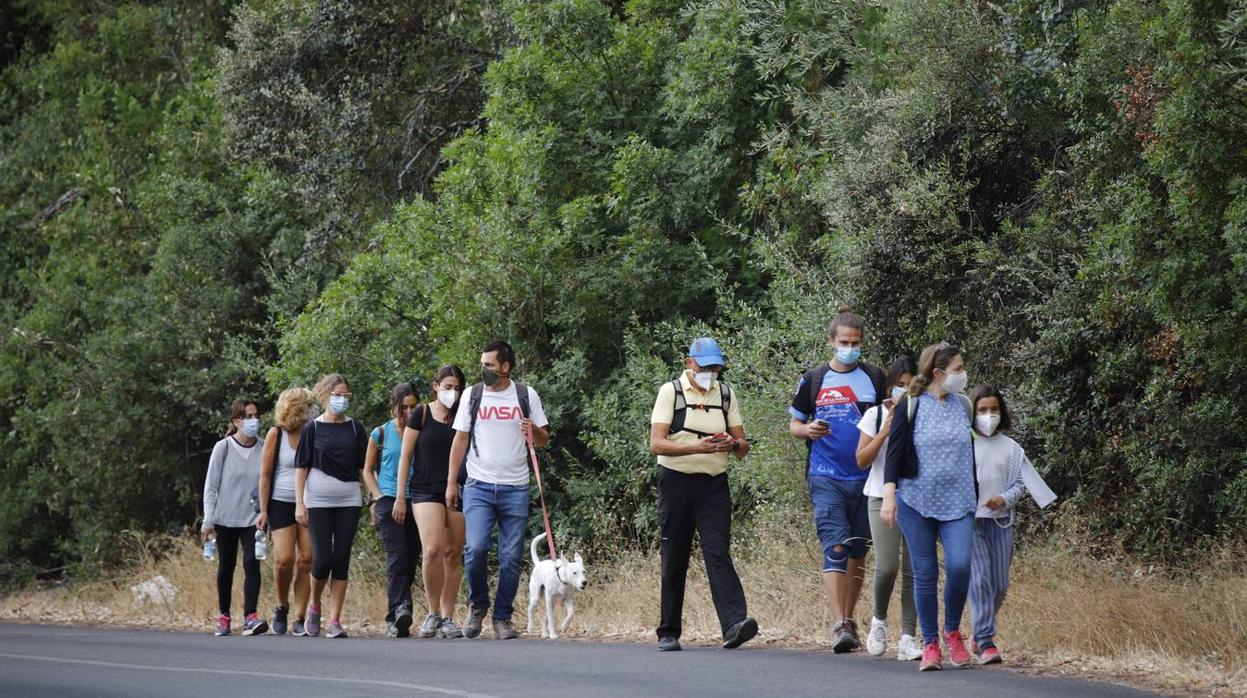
[688,337,725,367]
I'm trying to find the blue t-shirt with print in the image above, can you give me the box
[370,420,411,499]
[789,365,878,481]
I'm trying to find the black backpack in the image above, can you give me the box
[667,377,733,438]
[466,381,532,456]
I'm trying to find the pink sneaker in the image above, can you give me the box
[978,645,1003,665]
[919,642,942,672]
[943,629,971,667]
[214,614,230,637]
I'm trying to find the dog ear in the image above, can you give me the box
[574,552,583,563]
[554,557,565,568]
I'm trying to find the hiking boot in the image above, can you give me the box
[439,617,464,639]
[305,607,321,637]
[326,621,348,638]
[658,636,682,652]
[722,617,758,649]
[897,633,924,661]
[831,620,855,653]
[214,614,230,637]
[393,606,413,638]
[242,613,269,636]
[464,607,488,639]
[417,613,441,639]
[920,642,943,672]
[291,618,307,637]
[492,618,519,640]
[272,606,289,636]
[943,629,971,667]
[978,645,1003,665]
[866,617,887,656]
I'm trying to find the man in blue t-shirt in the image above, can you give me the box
[789,309,887,653]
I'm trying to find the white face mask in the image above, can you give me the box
[891,386,906,402]
[437,389,458,409]
[328,394,349,415]
[942,370,968,394]
[239,418,260,438]
[976,413,1000,436]
[692,371,715,390]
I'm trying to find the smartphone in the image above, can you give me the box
[813,419,829,429]
[709,432,731,443]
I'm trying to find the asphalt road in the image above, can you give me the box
[0,623,1155,698]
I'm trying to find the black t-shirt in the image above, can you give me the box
[406,404,464,487]
[294,418,367,482]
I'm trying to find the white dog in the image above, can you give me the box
[526,532,587,639]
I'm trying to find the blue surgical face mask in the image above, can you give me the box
[240,418,260,438]
[835,346,861,365]
[328,395,349,415]
[891,386,906,402]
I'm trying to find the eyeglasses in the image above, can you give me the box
[331,392,352,399]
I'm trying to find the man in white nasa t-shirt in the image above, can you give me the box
[447,340,550,640]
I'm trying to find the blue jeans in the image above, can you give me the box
[462,478,529,621]
[896,493,973,645]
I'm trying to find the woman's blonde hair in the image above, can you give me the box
[313,373,348,406]
[908,341,963,397]
[274,387,315,431]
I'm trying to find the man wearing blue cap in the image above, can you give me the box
[648,337,757,652]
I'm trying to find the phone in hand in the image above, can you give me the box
[709,432,731,443]
[813,419,829,429]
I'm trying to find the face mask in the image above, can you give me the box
[481,367,502,387]
[240,418,260,438]
[692,371,716,390]
[942,370,968,394]
[328,395,349,415]
[891,386,906,402]
[437,389,458,409]
[976,414,1001,436]
[835,346,861,365]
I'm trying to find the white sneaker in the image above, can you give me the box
[897,633,924,661]
[866,617,887,656]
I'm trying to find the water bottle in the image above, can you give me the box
[254,529,268,561]
[202,535,216,561]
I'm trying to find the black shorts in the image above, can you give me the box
[267,499,298,530]
[409,483,462,512]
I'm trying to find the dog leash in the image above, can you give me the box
[526,426,558,560]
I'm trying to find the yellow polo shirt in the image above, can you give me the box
[650,373,744,476]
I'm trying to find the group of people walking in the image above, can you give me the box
[200,340,548,641]
[202,319,1054,672]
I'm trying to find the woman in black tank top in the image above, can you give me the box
[394,365,467,638]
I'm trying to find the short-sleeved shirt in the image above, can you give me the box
[898,393,976,520]
[295,417,367,482]
[650,373,744,476]
[406,404,465,488]
[856,404,891,498]
[789,365,877,481]
[370,420,411,499]
[451,382,549,486]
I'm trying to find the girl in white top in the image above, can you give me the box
[856,356,922,660]
[967,384,1057,665]
[258,387,316,636]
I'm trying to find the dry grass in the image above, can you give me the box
[2,524,1244,696]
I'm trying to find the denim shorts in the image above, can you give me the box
[809,475,871,571]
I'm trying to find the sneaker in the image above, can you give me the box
[846,618,862,649]
[970,638,980,655]
[943,629,971,667]
[394,606,413,638]
[492,618,519,640]
[866,617,887,656]
[978,645,1003,665]
[920,641,943,672]
[831,620,855,654]
[658,636,682,652]
[722,617,758,649]
[439,617,464,639]
[386,622,400,638]
[242,613,269,636]
[292,618,307,637]
[272,606,289,636]
[326,621,348,638]
[417,613,441,639]
[306,607,321,637]
[897,634,924,661]
[214,614,230,637]
[464,607,488,639]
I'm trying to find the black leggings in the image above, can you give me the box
[216,525,260,617]
[308,507,360,581]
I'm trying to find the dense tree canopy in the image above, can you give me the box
[2,0,1245,578]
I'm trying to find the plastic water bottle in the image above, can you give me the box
[202,536,216,561]
[254,530,268,561]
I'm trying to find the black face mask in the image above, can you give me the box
[481,367,502,387]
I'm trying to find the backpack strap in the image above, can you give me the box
[513,381,531,420]
[467,383,485,457]
[805,362,832,415]
[374,422,385,449]
[668,377,727,438]
[719,381,732,433]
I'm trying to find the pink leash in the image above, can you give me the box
[526,428,558,560]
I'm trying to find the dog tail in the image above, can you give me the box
[530,532,547,565]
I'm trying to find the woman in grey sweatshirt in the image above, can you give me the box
[202,399,268,637]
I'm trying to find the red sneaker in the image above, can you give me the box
[970,638,980,655]
[943,629,971,667]
[919,642,942,672]
[978,646,1003,665]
